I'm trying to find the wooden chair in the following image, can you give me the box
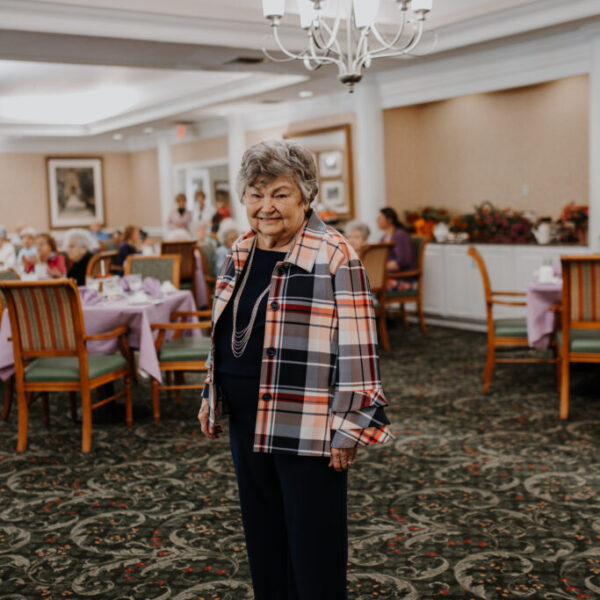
[0,279,132,452]
[124,255,181,288]
[360,243,395,353]
[161,241,197,302]
[150,310,212,424]
[196,244,216,308]
[558,255,600,419]
[468,246,556,394]
[381,235,428,336]
[86,251,118,279]
[0,269,19,421]
[99,238,119,252]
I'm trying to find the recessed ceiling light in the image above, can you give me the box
[299,90,314,98]
[143,127,154,134]
[112,133,124,140]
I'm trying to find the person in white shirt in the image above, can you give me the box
[16,227,38,267]
[0,226,16,269]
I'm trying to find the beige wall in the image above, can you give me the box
[171,136,228,164]
[383,75,589,220]
[0,149,161,232]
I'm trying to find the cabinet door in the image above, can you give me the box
[422,245,445,316]
[445,246,486,320]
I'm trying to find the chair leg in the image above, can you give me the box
[2,376,13,421]
[69,392,78,423]
[80,388,93,453]
[151,379,160,425]
[125,377,133,428]
[377,311,391,354]
[417,301,428,336]
[16,386,28,452]
[128,351,138,385]
[40,392,50,428]
[175,372,183,405]
[400,304,409,329]
[482,344,495,394]
[559,354,570,420]
[166,371,173,400]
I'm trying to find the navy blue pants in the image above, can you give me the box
[219,375,348,600]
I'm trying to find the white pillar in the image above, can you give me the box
[228,114,250,232]
[589,29,600,251]
[157,133,173,229]
[353,79,387,241]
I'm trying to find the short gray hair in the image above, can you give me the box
[345,220,370,240]
[236,140,318,206]
[65,228,98,252]
[217,218,239,246]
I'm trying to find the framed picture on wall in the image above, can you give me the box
[46,157,104,228]
[318,150,343,178]
[320,180,347,213]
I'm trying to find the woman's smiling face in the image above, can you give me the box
[245,175,307,243]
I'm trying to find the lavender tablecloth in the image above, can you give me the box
[0,290,196,383]
[526,282,562,350]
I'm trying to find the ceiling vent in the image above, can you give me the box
[261,99,282,104]
[226,56,265,66]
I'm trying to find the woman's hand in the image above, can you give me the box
[329,447,357,472]
[198,398,223,439]
[48,266,63,278]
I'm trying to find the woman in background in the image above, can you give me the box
[27,234,66,278]
[167,193,193,232]
[214,219,239,275]
[16,227,38,268]
[65,229,98,285]
[377,207,415,292]
[344,221,370,255]
[0,226,16,269]
[115,225,140,270]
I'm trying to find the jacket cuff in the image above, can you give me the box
[331,424,395,448]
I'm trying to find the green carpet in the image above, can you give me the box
[0,326,599,599]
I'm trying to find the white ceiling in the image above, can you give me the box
[0,0,598,144]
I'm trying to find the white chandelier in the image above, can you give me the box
[261,0,434,91]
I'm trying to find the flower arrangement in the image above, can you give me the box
[450,202,534,244]
[405,206,450,238]
[557,203,588,244]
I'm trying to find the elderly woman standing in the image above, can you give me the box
[65,228,98,286]
[167,193,193,231]
[198,140,392,600]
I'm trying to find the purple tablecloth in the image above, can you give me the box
[0,290,196,383]
[526,282,562,350]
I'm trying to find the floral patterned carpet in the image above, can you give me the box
[0,325,599,600]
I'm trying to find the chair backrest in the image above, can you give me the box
[561,255,600,328]
[0,280,85,360]
[467,246,492,305]
[0,269,19,317]
[99,238,119,252]
[161,241,196,280]
[197,243,217,279]
[411,236,427,273]
[359,243,394,293]
[125,255,181,288]
[86,251,117,279]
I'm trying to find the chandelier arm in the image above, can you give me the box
[312,15,344,58]
[352,28,370,72]
[306,32,346,70]
[268,26,316,61]
[369,12,407,50]
[366,20,424,59]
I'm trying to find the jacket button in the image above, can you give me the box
[270,301,279,311]
[266,347,276,358]
[262,393,272,401]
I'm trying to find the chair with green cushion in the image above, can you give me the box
[383,235,428,336]
[0,269,19,421]
[161,241,197,303]
[558,255,600,419]
[125,255,181,287]
[150,309,212,424]
[0,279,132,452]
[468,247,556,394]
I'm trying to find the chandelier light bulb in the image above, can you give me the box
[411,0,432,15]
[298,0,316,29]
[353,0,381,29]
[262,0,286,19]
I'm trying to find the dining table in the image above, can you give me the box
[0,288,197,384]
[526,280,562,349]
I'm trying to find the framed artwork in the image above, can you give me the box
[320,180,347,212]
[318,150,343,177]
[46,157,104,228]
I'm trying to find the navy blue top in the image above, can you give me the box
[215,247,286,378]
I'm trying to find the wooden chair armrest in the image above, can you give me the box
[387,269,421,279]
[550,303,562,313]
[490,300,527,307]
[151,321,212,332]
[171,310,212,320]
[491,291,526,297]
[84,326,128,342]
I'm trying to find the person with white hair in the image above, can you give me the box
[16,227,38,266]
[163,228,193,242]
[65,228,99,285]
[344,220,371,254]
[214,218,239,274]
[0,226,16,269]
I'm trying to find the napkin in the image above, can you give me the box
[79,287,103,305]
[142,277,163,300]
[118,276,131,293]
[127,291,151,305]
[161,280,177,294]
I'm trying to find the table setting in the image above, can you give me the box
[526,262,563,350]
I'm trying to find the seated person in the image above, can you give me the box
[211,192,232,233]
[65,228,98,286]
[376,207,415,292]
[344,220,370,255]
[16,227,38,267]
[0,226,16,269]
[26,233,66,278]
[214,219,239,275]
[115,225,140,271]
[89,220,112,241]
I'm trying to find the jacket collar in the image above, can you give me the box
[231,209,326,275]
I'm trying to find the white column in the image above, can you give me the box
[228,114,250,232]
[353,79,387,241]
[589,29,600,251]
[157,133,173,229]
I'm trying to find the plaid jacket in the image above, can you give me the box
[202,210,393,457]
